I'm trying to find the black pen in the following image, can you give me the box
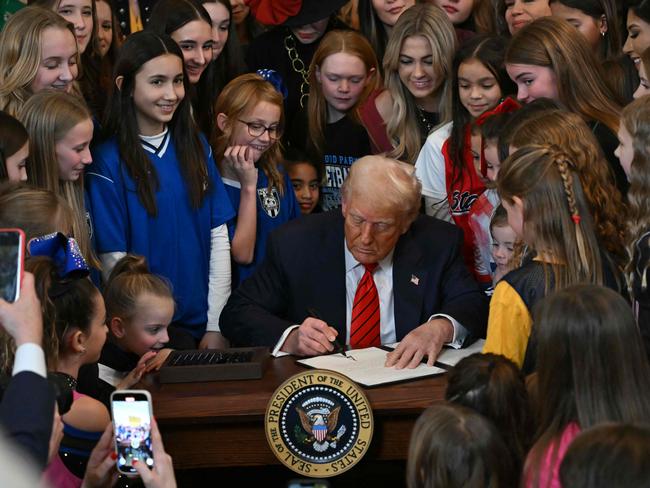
[307,308,353,360]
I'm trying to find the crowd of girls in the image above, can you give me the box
[415,34,515,283]
[0,233,111,486]
[30,0,107,118]
[4,0,650,486]
[484,144,619,369]
[506,16,627,193]
[147,0,244,135]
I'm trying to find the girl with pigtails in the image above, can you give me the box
[483,144,622,372]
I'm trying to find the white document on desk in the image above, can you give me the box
[435,339,485,367]
[297,347,445,387]
[382,339,486,368]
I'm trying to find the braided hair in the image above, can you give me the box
[553,155,590,276]
[497,144,604,291]
[509,109,627,268]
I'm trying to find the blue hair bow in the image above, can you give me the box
[257,69,289,99]
[28,232,89,280]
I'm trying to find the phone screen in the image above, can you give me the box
[111,391,154,474]
[0,231,22,303]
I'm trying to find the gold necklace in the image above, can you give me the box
[284,33,310,108]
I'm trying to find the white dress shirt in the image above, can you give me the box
[273,240,468,355]
[12,343,46,378]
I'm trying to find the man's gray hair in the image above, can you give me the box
[341,155,422,224]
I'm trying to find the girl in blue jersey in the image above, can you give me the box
[211,73,300,286]
[86,31,235,349]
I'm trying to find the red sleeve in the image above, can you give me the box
[358,89,394,155]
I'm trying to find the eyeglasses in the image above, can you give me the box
[238,120,283,140]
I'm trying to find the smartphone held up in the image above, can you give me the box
[0,229,24,303]
[111,390,155,475]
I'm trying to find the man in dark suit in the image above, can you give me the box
[0,272,56,470]
[221,156,488,368]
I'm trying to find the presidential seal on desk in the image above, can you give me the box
[265,370,373,477]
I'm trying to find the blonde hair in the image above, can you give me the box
[104,254,173,323]
[621,96,650,295]
[308,30,380,159]
[383,4,456,164]
[0,182,74,241]
[0,7,79,117]
[506,17,620,133]
[510,110,627,266]
[342,155,422,226]
[498,144,604,291]
[212,73,286,193]
[18,91,99,268]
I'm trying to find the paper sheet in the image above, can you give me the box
[381,340,485,365]
[435,339,485,367]
[98,363,128,388]
[297,347,445,387]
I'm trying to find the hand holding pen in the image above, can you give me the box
[279,309,353,360]
[308,308,355,361]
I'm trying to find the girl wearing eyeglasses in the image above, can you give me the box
[212,73,300,286]
[87,31,235,350]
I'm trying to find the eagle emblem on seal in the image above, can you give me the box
[297,404,347,453]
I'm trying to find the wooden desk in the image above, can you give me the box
[142,357,447,469]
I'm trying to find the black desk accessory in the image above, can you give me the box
[159,347,269,383]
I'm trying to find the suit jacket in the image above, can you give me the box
[221,211,488,348]
[0,371,55,470]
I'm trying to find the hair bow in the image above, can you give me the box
[28,232,89,280]
[257,69,289,99]
[247,0,302,26]
[474,97,521,127]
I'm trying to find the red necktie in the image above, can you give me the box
[350,263,381,349]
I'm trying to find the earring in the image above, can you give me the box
[601,31,605,37]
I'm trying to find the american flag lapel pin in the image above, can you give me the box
[410,274,419,286]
